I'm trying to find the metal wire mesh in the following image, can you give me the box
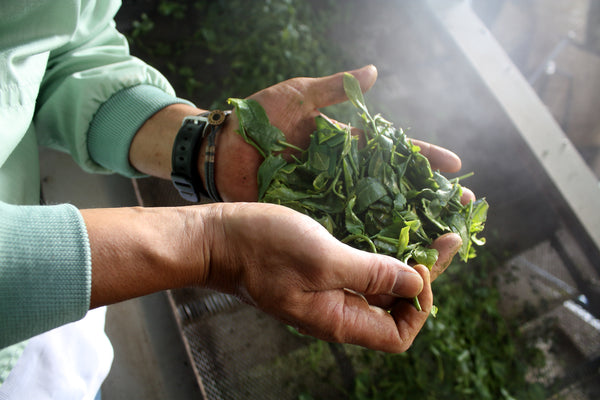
[167,288,350,400]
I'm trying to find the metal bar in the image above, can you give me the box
[425,0,600,253]
[512,255,578,297]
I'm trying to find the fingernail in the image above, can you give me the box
[392,269,423,297]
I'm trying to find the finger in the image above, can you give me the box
[461,186,476,205]
[364,264,434,308]
[305,65,378,109]
[299,263,431,353]
[329,247,423,298]
[367,232,461,304]
[295,291,427,353]
[388,264,432,351]
[300,288,420,353]
[410,139,462,173]
[429,233,462,282]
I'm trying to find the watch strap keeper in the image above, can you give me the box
[204,110,230,202]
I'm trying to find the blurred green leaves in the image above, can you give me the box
[124,0,350,108]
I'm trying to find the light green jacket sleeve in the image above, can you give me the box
[35,0,193,177]
[0,201,91,348]
[0,0,193,348]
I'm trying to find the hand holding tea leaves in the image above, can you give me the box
[228,70,488,312]
[212,66,477,277]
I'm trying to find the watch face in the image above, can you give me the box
[208,110,231,126]
[208,110,226,125]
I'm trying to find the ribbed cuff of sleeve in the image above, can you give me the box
[0,202,91,348]
[87,84,194,178]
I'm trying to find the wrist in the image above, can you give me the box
[129,103,208,181]
[212,112,264,202]
[83,205,214,307]
[199,202,248,294]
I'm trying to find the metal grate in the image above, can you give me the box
[500,234,600,399]
[167,288,350,400]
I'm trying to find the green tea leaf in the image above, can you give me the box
[345,196,364,235]
[412,246,439,269]
[343,72,369,118]
[228,98,286,157]
[257,155,287,200]
[397,225,411,256]
[354,177,387,213]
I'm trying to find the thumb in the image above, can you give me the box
[330,246,423,298]
[305,65,378,109]
[430,232,462,282]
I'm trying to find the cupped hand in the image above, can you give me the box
[204,202,434,353]
[214,65,373,202]
[214,65,470,203]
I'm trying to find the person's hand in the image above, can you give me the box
[130,66,475,210]
[214,65,472,203]
[214,65,373,202]
[203,202,433,353]
[84,200,462,353]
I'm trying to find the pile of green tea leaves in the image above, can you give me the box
[229,73,488,273]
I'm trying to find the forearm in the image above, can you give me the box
[82,205,215,308]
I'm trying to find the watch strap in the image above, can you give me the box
[171,113,210,202]
[171,110,230,202]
